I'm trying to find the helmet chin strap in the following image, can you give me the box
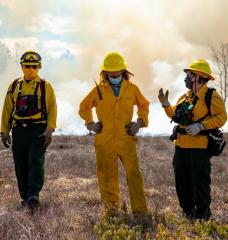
[192,75,204,94]
[194,80,197,94]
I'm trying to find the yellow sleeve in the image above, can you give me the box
[1,83,14,133]
[79,87,97,125]
[163,94,186,119]
[163,105,175,119]
[202,91,227,129]
[134,85,150,127]
[45,81,57,129]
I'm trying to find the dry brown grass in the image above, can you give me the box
[0,134,227,239]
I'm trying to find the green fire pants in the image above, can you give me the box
[12,123,46,200]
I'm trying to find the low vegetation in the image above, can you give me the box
[0,135,227,239]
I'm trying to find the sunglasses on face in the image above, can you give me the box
[23,65,39,69]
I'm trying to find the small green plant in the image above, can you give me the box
[94,210,228,240]
[94,216,143,240]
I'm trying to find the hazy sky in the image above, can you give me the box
[0,0,228,134]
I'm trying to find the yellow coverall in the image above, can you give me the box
[164,84,227,148]
[79,79,149,213]
[1,75,57,133]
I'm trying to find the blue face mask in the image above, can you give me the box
[108,75,122,85]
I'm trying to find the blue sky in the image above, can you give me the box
[0,0,228,134]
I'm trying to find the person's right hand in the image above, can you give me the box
[1,132,11,148]
[158,88,170,107]
[86,121,103,133]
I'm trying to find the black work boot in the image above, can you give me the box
[27,195,40,209]
[196,208,212,221]
[183,208,196,220]
[21,199,28,209]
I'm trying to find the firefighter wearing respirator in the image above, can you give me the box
[79,52,150,218]
[158,59,227,220]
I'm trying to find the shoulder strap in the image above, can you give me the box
[34,82,40,95]
[8,78,21,94]
[9,78,21,128]
[17,81,23,98]
[195,88,215,123]
[94,80,102,100]
[40,79,47,121]
[204,88,215,116]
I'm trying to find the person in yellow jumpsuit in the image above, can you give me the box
[158,59,227,220]
[79,52,149,216]
[1,50,57,209]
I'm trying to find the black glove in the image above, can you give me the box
[39,127,54,148]
[125,122,139,136]
[86,121,103,133]
[1,133,11,148]
[125,118,145,136]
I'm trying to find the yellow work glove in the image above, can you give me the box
[86,121,103,134]
[158,88,170,107]
[1,132,11,148]
[39,127,54,148]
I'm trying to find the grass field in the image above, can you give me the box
[0,135,227,239]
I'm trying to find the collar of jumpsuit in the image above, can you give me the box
[25,76,39,83]
[21,75,41,84]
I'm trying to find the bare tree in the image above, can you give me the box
[211,42,228,103]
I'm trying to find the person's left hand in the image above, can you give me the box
[125,118,144,136]
[158,88,170,107]
[185,123,204,135]
[39,127,54,148]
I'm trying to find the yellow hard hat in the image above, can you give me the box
[100,52,128,72]
[184,59,214,80]
[20,50,42,65]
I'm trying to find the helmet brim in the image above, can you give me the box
[21,62,41,66]
[100,63,128,72]
[183,68,215,80]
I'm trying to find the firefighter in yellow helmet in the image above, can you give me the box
[158,59,227,220]
[79,52,149,216]
[1,50,57,209]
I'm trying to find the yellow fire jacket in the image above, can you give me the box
[1,75,57,133]
[79,79,150,146]
[164,84,227,148]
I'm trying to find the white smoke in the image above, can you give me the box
[0,0,228,134]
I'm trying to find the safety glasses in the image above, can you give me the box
[23,65,39,69]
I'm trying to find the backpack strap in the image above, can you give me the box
[196,88,215,123]
[17,81,23,98]
[34,82,40,96]
[9,78,21,128]
[8,78,21,104]
[204,88,215,116]
[40,79,47,121]
[7,78,20,94]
